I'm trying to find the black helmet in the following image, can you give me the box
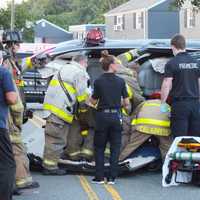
[2,30,22,44]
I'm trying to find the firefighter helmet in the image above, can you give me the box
[2,30,23,44]
[85,28,104,46]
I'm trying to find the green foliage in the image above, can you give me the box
[174,0,200,8]
[0,0,199,42]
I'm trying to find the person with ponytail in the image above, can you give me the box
[90,50,129,184]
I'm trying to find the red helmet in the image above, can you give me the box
[85,28,104,46]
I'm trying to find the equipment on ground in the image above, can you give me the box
[163,137,200,187]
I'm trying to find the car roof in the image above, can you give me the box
[48,39,200,57]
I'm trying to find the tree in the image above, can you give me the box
[174,0,200,8]
[1,0,199,42]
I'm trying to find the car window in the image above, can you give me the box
[87,48,131,86]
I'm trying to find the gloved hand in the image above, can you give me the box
[80,122,90,137]
[160,103,170,113]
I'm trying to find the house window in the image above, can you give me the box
[114,15,125,31]
[133,11,144,29]
[184,8,196,28]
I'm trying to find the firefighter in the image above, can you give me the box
[119,99,172,162]
[2,30,40,190]
[64,107,95,161]
[116,50,145,110]
[43,54,90,175]
[63,49,145,163]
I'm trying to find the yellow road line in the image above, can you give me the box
[104,184,123,200]
[78,175,100,200]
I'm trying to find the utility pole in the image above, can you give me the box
[11,0,15,30]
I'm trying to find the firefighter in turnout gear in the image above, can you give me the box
[61,49,145,163]
[64,107,95,161]
[119,99,172,161]
[2,30,39,190]
[116,50,145,112]
[43,54,90,175]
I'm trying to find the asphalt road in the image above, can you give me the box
[14,106,200,200]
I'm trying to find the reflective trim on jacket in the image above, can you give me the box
[131,100,171,136]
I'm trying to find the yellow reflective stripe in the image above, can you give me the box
[26,57,33,69]
[125,52,133,62]
[9,135,22,143]
[81,130,89,136]
[49,79,76,94]
[69,151,81,157]
[79,108,88,113]
[132,118,170,127]
[143,102,171,111]
[136,126,171,136]
[105,148,110,155]
[122,108,128,116]
[43,159,57,166]
[126,84,133,99]
[43,103,74,123]
[115,58,122,64]
[81,148,93,156]
[77,92,89,102]
[143,103,161,107]
[16,178,27,187]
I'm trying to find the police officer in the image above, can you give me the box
[161,34,200,137]
[90,50,129,184]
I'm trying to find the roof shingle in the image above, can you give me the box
[105,0,165,15]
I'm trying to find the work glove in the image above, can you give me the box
[160,103,170,113]
[79,120,90,137]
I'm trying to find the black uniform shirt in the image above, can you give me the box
[164,52,200,99]
[92,73,128,110]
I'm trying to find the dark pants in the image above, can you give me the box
[171,100,200,137]
[94,111,122,180]
[0,128,16,200]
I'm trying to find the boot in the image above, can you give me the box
[17,181,40,190]
[43,168,67,176]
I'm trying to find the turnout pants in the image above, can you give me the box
[64,126,94,161]
[64,120,82,160]
[0,128,15,200]
[94,111,122,179]
[171,99,200,137]
[8,112,32,189]
[119,130,172,161]
[43,114,70,169]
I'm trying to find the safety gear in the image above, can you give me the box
[169,152,200,161]
[163,137,200,187]
[2,30,22,44]
[131,100,171,136]
[43,60,90,169]
[116,52,145,111]
[117,49,142,67]
[160,103,170,113]
[43,61,90,124]
[85,28,104,46]
[119,131,172,161]
[16,180,39,190]
[43,168,67,176]
[64,119,83,161]
[43,114,71,170]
